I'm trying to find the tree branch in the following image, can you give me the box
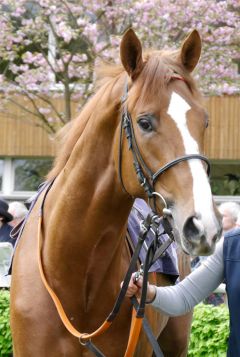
[32,92,67,125]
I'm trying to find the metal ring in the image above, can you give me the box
[79,333,90,346]
[150,191,167,209]
[162,208,173,217]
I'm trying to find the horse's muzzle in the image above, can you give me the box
[182,215,222,255]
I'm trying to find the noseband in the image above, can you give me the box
[118,79,210,211]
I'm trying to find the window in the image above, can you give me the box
[13,158,53,192]
[0,157,53,201]
[210,160,240,196]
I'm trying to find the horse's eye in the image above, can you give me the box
[137,118,153,132]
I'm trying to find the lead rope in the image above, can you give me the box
[37,181,161,356]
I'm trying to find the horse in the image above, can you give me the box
[10,29,222,357]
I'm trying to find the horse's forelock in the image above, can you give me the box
[133,50,198,108]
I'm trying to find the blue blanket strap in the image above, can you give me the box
[8,180,55,274]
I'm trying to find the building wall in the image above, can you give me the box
[0,95,239,202]
[204,96,240,159]
[0,95,239,159]
[0,99,56,157]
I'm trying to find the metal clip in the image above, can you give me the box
[151,214,161,225]
[134,264,144,283]
[140,177,146,187]
[140,221,148,235]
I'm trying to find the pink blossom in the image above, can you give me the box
[39,107,52,115]
[0,0,239,130]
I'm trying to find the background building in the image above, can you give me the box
[0,1,239,204]
[0,95,239,204]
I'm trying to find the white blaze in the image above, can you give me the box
[167,92,214,228]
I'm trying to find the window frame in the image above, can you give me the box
[0,157,53,201]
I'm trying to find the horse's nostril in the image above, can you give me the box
[213,226,222,243]
[212,233,218,243]
[183,216,203,239]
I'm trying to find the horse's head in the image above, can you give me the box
[118,29,222,256]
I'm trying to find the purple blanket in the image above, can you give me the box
[127,199,179,277]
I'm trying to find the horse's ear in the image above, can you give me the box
[120,29,144,80]
[179,30,201,72]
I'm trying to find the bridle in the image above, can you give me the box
[118,78,211,212]
[34,76,211,357]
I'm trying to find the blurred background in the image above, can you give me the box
[0,0,239,204]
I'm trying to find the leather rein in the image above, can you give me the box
[37,76,211,356]
[37,180,174,357]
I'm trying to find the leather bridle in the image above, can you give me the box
[118,79,211,211]
[35,77,211,357]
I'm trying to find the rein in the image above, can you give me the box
[36,78,211,356]
[119,78,211,211]
[37,179,175,356]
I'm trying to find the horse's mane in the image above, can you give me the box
[47,64,125,181]
[47,49,198,180]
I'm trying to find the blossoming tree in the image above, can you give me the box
[0,0,239,133]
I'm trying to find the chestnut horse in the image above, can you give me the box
[10,29,222,357]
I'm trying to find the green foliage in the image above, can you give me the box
[14,158,53,191]
[188,303,229,357]
[223,175,240,195]
[210,173,240,196]
[0,289,12,356]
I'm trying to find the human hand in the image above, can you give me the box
[121,273,156,303]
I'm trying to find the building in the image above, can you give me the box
[0,95,239,203]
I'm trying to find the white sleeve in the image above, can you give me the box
[151,239,224,316]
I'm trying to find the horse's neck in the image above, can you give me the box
[43,91,133,291]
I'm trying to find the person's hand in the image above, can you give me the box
[121,272,157,303]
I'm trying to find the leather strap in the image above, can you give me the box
[36,180,175,356]
[37,183,156,354]
[124,308,143,357]
[131,296,164,357]
[38,215,112,341]
[83,341,106,357]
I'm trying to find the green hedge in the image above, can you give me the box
[0,290,229,357]
[0,290,12,356]
[188,303,229,357]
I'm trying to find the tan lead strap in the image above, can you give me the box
[37,193,144,356]
[37,214,112,342]
[124,308,143,357]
